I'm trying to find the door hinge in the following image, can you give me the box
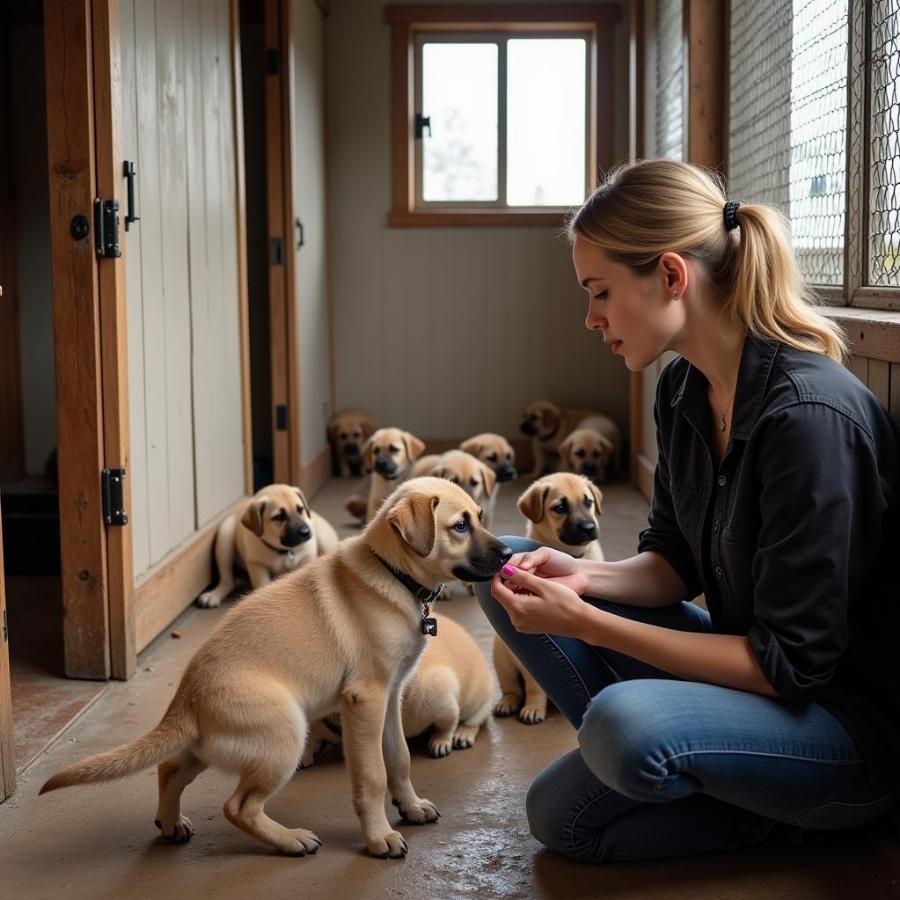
[102,467,128,526]
[94,198,122,258]
[275,405,288,431]
[267,47,280,74]
[270,236,284,266]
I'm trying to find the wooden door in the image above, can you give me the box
[0,503,15,802]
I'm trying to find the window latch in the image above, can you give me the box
[414,112,431,139]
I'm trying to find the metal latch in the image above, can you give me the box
[102,467,128,526]
[94,198,122,258]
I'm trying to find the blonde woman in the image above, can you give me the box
[476,159,900,862]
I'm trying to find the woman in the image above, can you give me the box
[475,159,900,863]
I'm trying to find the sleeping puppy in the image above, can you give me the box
[492,473,604,725]
[356,428,426,523]
[557,415,621,483]
[459,433,517,529]
[198,484,339,608]
[327,408,376,477]
[519,400,615,478]
[301,612,495,764]
[40,477,513,859]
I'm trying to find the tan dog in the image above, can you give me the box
[197,484,339,608]
[347,427,426,523]
[40,477,513,859]
[493,474,605,725]
[459,433,517,529]
[413,450,496,510]
[520,400,618,478]
[558,415,621,482]
[328,408,376,477]
[302,612,495,764]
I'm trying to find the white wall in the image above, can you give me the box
[325,0,631,443]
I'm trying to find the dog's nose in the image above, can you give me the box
[520,422,535,436]
[375,459,397,476]
[496,543,513,566]
[581,462,598,476]
[577,520,597,537]
[498,465,517,482]
[344,442,359,455]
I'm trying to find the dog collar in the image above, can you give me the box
[372,552,442,636]
[261,537,294,556]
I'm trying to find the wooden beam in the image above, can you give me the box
[43,0,111,679]
[821,307,900,365]
[685,0,726,171]
[0,502,15,801]
[92,0,136,680]
[385,5,621,26]
[230,0,254,495]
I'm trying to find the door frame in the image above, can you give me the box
[0,501,14,802]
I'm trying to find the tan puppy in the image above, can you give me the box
[302,612,495,764]
[327,408,376,477]
[459,433,517,529]
[493,474,605,725]
[520,400,616,478]
[349,427,426,523]
[198,484,339,608]
[40,477,513,859]
[428,450,496,508]
[558,415,621,482]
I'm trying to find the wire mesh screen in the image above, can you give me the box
[729,0,847,288]
[654,0,683,160]
[869,1,900,287]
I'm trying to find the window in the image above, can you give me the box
[386,5,621,226]
[728,0,900,309]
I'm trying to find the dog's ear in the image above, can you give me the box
[517,484,549,524]
[360,417,376,440]
[481,462,497,499]
[597,434,614,465]
[361,435,376,472]
[541,405,559,429]
[588,481,604,517]
[387,493,439,557]
[294,487,310,515]
[241,499,267,536]
[459,437,482,458]
[402,432,426,461]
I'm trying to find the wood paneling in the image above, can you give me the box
[685,0,726,171]
[44,0,111,679]
[0,504,15,801]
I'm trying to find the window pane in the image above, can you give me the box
[422,43,498,202]
[869,0,900,287]
[655,0,684,160]
[506,38,586,207]
[729,0,847,287]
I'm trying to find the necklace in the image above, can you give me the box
[718,405,730,432]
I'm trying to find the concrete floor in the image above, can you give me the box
[2,476,900,899]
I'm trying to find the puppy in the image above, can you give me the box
[459,433,517,529]
[427,450,496,509]
[349,427,426,523]
[558,416,621,482]
[302,612,495,764]
[493,473,604,725]
[40,477,513,859]
[519,400,617,478]
[198,484,339,608]
[327,408,376,477]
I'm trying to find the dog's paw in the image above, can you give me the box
[297,750,316,770]
[493,696,520,718]
[427,736,453,758]
[519,705,546,725]
[367,830,409,859]
[392,796,440,824]
[282,828,322,856]
[452,731,475,750]
[196,591,222,609]
[154,815,194,843]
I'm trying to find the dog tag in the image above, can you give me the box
[421,616,438,637]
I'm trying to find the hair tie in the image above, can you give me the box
[723,201,741,231]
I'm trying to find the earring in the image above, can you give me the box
[672,290,680,301]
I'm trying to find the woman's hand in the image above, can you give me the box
[490,564,590,637]
[506,546,590,596]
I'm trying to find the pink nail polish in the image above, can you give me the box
[502,564,516,577]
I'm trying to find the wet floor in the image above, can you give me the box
[2,476,898,898]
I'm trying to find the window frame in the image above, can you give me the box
[385,4,621,227]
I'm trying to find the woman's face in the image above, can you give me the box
[572,236,686,371]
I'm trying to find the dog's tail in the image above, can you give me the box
[39,695,196,795]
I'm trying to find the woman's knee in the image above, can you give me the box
[577,681,680,803]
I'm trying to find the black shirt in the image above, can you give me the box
[638,331,900,790]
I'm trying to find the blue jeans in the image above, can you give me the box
[475,537,898,863]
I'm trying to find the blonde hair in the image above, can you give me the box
[567,159,848,363]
